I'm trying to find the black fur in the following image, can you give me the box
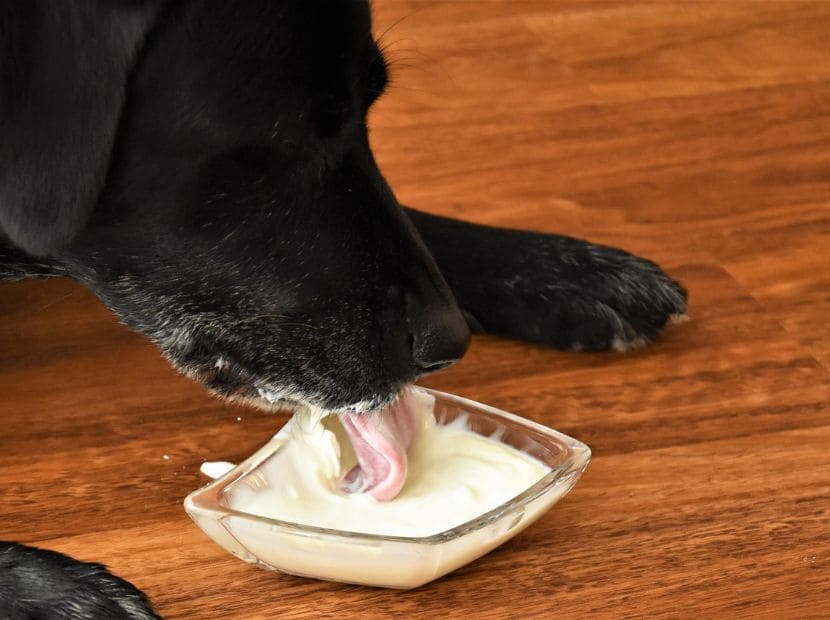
[0,542,160,620]
[0,1,161,256]
[0,0,687,615]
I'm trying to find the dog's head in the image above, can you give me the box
[0,1,470,411]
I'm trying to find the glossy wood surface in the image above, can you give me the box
[2,2,828,617]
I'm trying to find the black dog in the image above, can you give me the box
[1,1,686,617]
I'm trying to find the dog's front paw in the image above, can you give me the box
[0,542,161,620]
[403,209,687,353]
[467,237,688,352]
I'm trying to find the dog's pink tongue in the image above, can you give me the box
[338,393,419,501]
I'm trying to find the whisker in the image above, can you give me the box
[374,7,425,49]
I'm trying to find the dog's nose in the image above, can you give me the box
[409,304,471,374]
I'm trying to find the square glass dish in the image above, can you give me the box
[184,387,591,589]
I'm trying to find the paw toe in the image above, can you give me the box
[558,257,688,352]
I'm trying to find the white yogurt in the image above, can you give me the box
[226,390,550,537]
[200,461,236,479]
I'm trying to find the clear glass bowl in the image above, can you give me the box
[184,387,591,589]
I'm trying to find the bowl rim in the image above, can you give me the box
[184,386,591,545]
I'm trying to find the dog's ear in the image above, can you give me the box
[0,1,160,256]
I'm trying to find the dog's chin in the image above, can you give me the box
[171,354,405,414]
[211,384,406,415]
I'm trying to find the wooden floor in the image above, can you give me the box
[2,1,829,617]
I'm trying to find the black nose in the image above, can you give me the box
[409,303,471,374]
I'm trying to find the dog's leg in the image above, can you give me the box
[0,541,161,619]
[0,236,65,282]
[405,208,687,352]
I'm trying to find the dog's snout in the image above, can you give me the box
[409,303,471,374]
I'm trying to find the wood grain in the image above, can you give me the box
[2,2,829,617]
